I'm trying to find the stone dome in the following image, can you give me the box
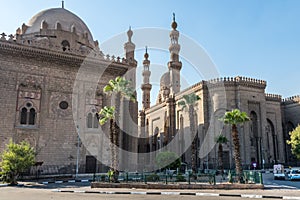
[160,72,170,87]
[24,8,94,45]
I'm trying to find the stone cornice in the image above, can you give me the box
[282,95,300,105]
[145,101,166,114]
[0,39,131,74]
[205,76,267,89]
[265,93,282,102]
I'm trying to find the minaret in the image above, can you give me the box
[124,26,137,88]
[124,27,136,64]
[141,47,152,110]
[168,13,182,94]
[122,27,138,171]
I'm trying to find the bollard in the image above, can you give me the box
[259,172,263,184]
[93,172,96,182]
[213,174,216,185]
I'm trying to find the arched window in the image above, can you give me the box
[86,110,99,129]
[29,108,36,125]
[20,107,27,125]
[20,103,36,125]
[266,119,278,163]
[93,114,99,128]
[250,111,258,146]
[61,40,70,51]
[87,113,93,128]
[55,21,62,30]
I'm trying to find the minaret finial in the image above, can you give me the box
[144,46,149,60]
[127,26,133,43]
[171,13,177,30]
[62,0,64,9]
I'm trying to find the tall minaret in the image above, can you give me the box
[168,13,182,94]
[124,27,137,88]
[141,47,152,110]
[122,27,138,171]
[124,27,136,63]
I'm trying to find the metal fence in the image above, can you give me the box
[10,164,263,185]
[93,170,263,185]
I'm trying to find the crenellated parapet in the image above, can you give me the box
[206,76,267,89]
[0,32,131,66]
[282,95,300,105]
[265,93,282,102]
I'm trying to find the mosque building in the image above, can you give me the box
[0,5,299,174]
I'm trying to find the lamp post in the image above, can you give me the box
[75,125,80,178]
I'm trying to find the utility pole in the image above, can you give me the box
[76,125,80,178]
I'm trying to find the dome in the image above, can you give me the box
[24,8,94,45]
[160,72,170,87]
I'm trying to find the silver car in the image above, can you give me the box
[288,168,300,181]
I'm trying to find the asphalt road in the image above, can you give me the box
[1,173,300,200]
[263,172,300,189]
[0,187,280,200]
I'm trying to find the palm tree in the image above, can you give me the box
[98,106,115,181]
[98,76,135,182]
[215,134,228,176]
[178,93,200,174]
[221,109,250,183]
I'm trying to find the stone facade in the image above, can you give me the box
[138,19,300,171]
[0,7,138,173]
[1,6,299,174]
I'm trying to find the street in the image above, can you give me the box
[263,172,300,189]
[1,173,300,200]
[0,187,284,200]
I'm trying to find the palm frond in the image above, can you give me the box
[98,106,115,125]
[221,109,250,125]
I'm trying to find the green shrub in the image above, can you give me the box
[0,140,35,185]
[146,174,160,182]
[176,174,186,182]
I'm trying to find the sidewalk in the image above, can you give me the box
[52,186,300,199]
[2,181,300,199]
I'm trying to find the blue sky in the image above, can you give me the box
[1,0,300,105]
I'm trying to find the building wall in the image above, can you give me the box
[0,38,135,173]
[142,77,292,170]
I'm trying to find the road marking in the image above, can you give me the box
[196,193,219,196]
[241,194,263,198]
[161,192,180,195]
[131,191,147,195]
[283,197,300,200]
[264,184,297,189]
[74,190,85,193]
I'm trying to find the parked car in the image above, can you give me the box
[288,168,300,181]
[273,164,285,180]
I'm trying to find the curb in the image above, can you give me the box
[41,179,91,185]
[0,183,24,187]
[0,180,91,187]
[51,189,300,199]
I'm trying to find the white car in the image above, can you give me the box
[273,164,285,180]
[288,168,300,181]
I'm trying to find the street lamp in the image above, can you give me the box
[75,125,80,178]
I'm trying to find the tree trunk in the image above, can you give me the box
[112,92,121,182]
[218,143,224,176]
[109,119,115,182]
[189,105,197,173]
[232,124,243,183]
